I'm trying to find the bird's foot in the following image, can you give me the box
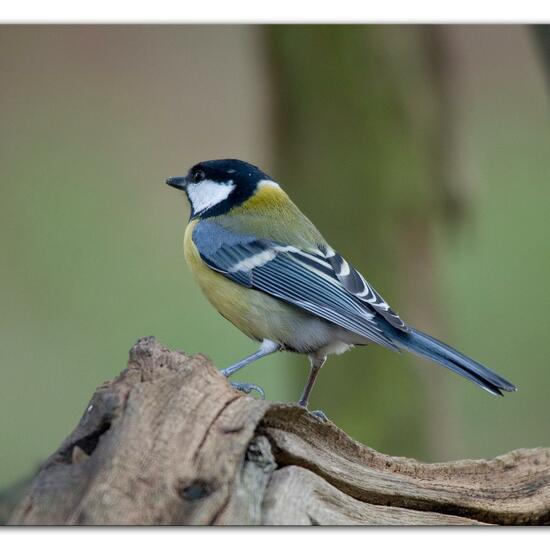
[229,381,265,400]
[298,401,329,422]
[309,409,328,422]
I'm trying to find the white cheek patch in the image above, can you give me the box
[187,179,235,214]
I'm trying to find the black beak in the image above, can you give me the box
[166,176,188,191]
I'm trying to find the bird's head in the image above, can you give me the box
[166,159,276,219]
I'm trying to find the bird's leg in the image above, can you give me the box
[222,339,280,399]
[222,339,281,377]
[298,354,327,420]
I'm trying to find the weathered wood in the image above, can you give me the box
[9,337,550,525]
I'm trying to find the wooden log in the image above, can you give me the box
[9,337,550,525]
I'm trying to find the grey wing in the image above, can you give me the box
[318,244,409,331]
[193,221,402,351]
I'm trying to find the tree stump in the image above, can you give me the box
[9,337,550,525]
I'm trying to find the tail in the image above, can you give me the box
[393,327,517,396]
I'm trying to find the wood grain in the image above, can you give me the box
[10,337,550,525]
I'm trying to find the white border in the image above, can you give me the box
[1,1,550,23]
[0,529,547,548]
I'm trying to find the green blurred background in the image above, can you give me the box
[1,25,549,497]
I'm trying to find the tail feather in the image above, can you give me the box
[394,327,517,396]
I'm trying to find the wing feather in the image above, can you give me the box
[193,221,402,349]
[319,245,408,331]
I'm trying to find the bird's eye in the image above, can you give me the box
[193,170,205,183]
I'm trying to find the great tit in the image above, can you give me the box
[166,159,516,414]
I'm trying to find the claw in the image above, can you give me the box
[297,403,329,422]
[310,409,328,422]
[230,381,265,400]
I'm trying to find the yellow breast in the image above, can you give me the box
[183,219,306,343]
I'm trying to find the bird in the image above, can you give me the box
[166,158,516,417]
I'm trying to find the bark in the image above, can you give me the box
[9,337,550,525]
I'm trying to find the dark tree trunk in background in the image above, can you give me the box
[267,25,468,460]
[532,25,550,87]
